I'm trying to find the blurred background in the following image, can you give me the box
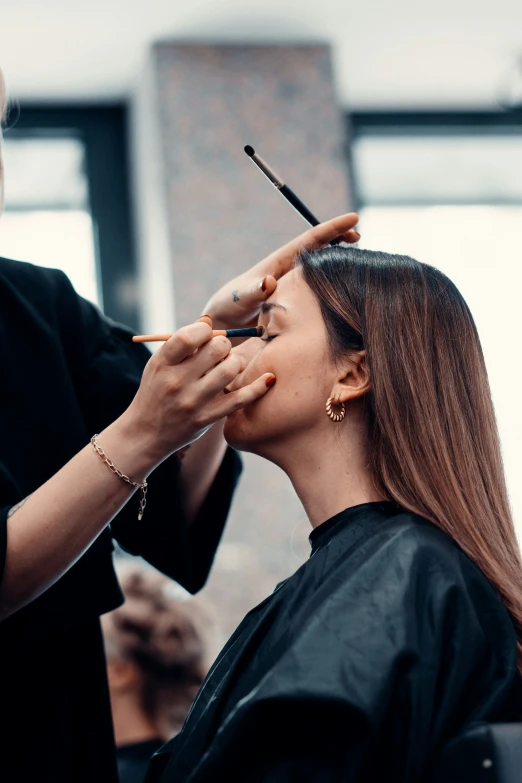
[1,0,521,638]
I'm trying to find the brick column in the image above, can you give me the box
[131,43,351,637]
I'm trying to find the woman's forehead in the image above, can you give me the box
[269,267,317,311]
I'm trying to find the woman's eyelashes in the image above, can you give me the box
[260,334,277,343]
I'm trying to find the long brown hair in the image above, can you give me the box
[299,246,522,673]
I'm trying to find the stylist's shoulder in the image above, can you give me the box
[0,254,65,300]
[1,255,115,372]
[0,255,77,315]
[0,256,82,338]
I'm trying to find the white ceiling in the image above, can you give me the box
[0,0,521,108]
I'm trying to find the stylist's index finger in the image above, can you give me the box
[299,213,360,251]
[257,213,360,280]
[160,323,213,365]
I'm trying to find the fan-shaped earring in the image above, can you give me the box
[326,396,346,423]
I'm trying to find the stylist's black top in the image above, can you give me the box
[148,502,522,783]
[118,739,165,783]
[0,257,241,783]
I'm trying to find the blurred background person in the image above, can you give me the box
[102,565,219,783]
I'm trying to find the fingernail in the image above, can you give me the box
[266,375,276,388]
[259,277,267,293]
[196,314,212,325]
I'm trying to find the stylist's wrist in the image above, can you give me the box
[100,411,167,482]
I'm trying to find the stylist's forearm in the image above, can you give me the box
[0,414,160,621]
[180,421,228,525]
[0,319,273,620]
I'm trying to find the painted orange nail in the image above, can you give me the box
[266,375,276,388]
[259,277,267,293]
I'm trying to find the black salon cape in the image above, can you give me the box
[0,257,241,783]
[118,739,165,783]
[147,501,522,783]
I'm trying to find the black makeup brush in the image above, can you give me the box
[244,145,340,246]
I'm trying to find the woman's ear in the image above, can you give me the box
[329,351,370,404]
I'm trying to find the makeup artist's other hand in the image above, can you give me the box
[205,212,360,329]
[121,321,275,466]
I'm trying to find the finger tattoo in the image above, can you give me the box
[232,290,240,302]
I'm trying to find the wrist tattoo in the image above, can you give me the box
[232,290,240,302]
[7,495,31,519]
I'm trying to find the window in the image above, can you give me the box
[350,112,522,531]
[1,135,99,304]
[0,106,138,329]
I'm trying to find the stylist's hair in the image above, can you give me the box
[104,565,218,734]
[299,246,522,672]
[0,67,7,209]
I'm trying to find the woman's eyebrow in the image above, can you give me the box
[260,302,288,314]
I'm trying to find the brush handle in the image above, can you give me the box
[279,185,341,246]
[132,327,263,343]
[279,185,321,226]
[132,334,172,343]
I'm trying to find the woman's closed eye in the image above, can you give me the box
[260,334,277,343]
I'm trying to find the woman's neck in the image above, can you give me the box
[278,426,385,528]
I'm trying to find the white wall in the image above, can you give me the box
[128,55,177,335]
[1,0,522,109]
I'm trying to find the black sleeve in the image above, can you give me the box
[183,532,519,782]
[55,274,241,592]
[0,507,8,589]
[111,446,242,593]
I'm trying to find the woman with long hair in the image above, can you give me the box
[0,68,361,782]
[148,246,522,782]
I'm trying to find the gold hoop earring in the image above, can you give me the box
[326,396,346,423]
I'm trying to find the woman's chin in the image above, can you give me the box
[223,410,252,451]
[224,393,280,454]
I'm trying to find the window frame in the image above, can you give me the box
[347,110,522,210]
[3,104,139,330]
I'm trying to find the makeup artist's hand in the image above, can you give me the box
[121,320,274,466]
[204,212,360,329]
